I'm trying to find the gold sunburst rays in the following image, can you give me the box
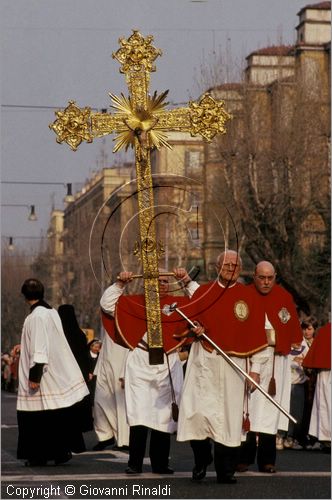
[149,129,172,149]
[109,90,171,152]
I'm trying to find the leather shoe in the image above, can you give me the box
[192,452,213,481]
[25,459,47,467]
[236,463,248,472]
[259,464,276,473]
[192,465,207,481]
[152,467,174,474]
[54,452,72,465]
[114,445,129,451]
[217,474,237,484]
[125,466,142,474]
[92,437,115,451]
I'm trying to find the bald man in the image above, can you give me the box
[176,251,267,484]
[237,261,302,473]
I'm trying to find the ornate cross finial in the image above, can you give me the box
[51,101,93,151]
[113,30,162,73]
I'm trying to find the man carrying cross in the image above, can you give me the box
[100,268,197,474]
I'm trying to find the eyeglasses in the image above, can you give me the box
[221,263,240,269]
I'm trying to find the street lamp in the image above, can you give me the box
[1,182,75,203]
[28,205,37,221]
[1,204,38,221]
[64,183,75,203]
[2,235,47,251]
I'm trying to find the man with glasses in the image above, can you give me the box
[237,261,302,473]
[100,269,194,475]
[176,250,267,484]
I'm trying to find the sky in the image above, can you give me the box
[1,0,308,251]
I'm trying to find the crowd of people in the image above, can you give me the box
[1,345,21,393]
[4,254,330,481]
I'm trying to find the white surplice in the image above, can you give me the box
[17,306,89,411]
[309,369,331,441]
[124,341,183,433]
[248,347,291,433]
[93,334,130,446]
[177,341,246,446]
[248,314,292,434]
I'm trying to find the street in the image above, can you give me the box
[1,390,330,499]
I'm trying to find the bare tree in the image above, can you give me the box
[204,54,330,322]
[1,249,34,351]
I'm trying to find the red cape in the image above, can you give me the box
[101,311,129,349]
[248,283,303,355]
[303,323,331,369]
[102,294,190,353]
[178,281,268,356]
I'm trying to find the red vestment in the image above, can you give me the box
[179,281,268,356]
[101,311,128,348]
[248,283,303,355]
[303,323,331,370]
[102,295,190,353]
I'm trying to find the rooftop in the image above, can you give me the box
[246,45,295,59]
[299,1,331,14]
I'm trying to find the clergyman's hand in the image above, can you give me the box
[294,356,304,366]
[248,371,260,392]
[173,267,191,286]
[117,271,134,288]
[191,321,205,338]
[28,381,40,391]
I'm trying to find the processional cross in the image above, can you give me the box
[50,30,231,364]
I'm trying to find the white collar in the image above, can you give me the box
[217,280,237,289]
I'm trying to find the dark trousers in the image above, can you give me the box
[128,425,170,472]
[288,384,305,442]
[17,407,85,463]
[301,377,317,445]
[239,431,276,468]
[190,438,240,479]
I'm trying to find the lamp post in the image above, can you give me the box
[1,204,38,221]
[2,235,48,251]
[1,182,74,203]
[1,235,48,252]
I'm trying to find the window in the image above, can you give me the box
[185,151,202,177]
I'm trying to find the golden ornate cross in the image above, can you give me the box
[50,30,231,364]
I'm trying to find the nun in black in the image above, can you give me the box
[58,304,94,432]
[87,338,102,403]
